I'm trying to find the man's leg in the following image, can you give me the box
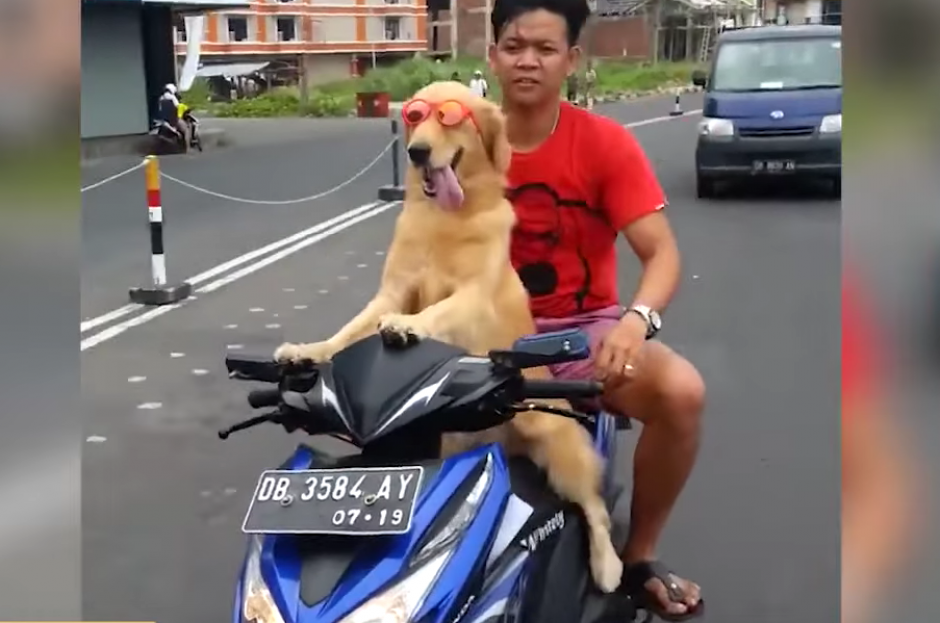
[605,340,705,616]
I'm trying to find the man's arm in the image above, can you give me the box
[598,124,681,312]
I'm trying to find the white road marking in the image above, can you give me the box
[249,307,264,313]
[81,109,700,351]
[137,402,163,410]
[624,109,703,129]
[80,200,386,333]
[80,202,398,351]
[170,352,186,358]
[192,368,209,376]
[86,435,107,443]
[127,376,146,383]
[224,324,238,329]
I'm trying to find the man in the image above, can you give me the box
[469,69,489,98]
[584,60,597,109]
[841,273,915,623]
[566,70,579,104]
[488,0,705,618]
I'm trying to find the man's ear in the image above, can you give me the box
[479,103,512,174]
[567,44,583,76]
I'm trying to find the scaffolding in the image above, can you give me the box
[609,0,760,63]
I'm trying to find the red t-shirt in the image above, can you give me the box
[507,103,667,319]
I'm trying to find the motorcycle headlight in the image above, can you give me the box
[337,549,452,623]
[243,536,287,623]
[698,117,735,137]
[819,114,842,133]
[339,455,494,623]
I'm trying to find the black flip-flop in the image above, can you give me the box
[620,560,705,622]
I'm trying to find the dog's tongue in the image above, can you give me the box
[429,166,464,211]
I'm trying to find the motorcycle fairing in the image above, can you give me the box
[250,443,511,623]
[243,409,623,623]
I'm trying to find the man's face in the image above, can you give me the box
[488,9,580,107]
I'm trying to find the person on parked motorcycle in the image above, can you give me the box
[488,0,704,618]
[157,83,189,145]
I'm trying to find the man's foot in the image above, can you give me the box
[621,560,704,621]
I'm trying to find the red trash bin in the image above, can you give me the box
[356,91,390,118]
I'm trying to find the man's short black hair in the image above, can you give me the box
[491,0,591,47]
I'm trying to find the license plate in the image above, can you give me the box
[242,466,424,536]
[752,159,796,173]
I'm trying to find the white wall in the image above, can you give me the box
[319,16,358,42]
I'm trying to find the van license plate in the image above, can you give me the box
[753,159,796,173]
[242,466,423,536]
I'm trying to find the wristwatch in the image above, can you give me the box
[625,305,662,340]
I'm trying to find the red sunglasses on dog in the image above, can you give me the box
[401,98,479,131]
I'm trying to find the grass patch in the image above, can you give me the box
[203,58,701,118]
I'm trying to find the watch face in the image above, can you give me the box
[650,310,663,330]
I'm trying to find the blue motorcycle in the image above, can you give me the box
[221,327,639,623]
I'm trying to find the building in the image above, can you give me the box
[81,0,249,143]
[176,0,429,84]
[427,0,761,61]
[760,0,842,25]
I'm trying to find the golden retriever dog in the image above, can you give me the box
[274,81,622,593]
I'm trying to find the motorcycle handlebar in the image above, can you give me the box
[520,379,604,399]
[247,388,281,409]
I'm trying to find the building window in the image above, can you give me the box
[277,16,297,41]
[228,16,249,42]
[384,0,400,4]
[174,14,187,42]
[384,16,401,40]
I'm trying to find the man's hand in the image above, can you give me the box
[594,312,648,386]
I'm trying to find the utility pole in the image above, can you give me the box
[584,0,597,58]
[450,0,459,59]
[484,0,493,51]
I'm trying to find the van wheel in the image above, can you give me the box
[696,174,717,199]
[827,175,841,199]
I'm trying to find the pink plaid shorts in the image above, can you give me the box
[533,304,624,380]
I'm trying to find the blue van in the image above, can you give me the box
[692,24,842,198]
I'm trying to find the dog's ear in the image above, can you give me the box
[478,103,512,174]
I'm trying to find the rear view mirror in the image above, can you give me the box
[691,69,708,87]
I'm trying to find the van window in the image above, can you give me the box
[711,36,842,91]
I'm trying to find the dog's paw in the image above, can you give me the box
[377,314,428,348]
[273,341,334,364]
[590,541,624,594]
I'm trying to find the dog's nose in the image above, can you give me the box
[407,143,431,166]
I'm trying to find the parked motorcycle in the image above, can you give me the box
[149,102,201,154]
[221,328,639,623]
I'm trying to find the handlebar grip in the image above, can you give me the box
[247,388,281,409]
[226,354,282,383]
[521,379,604,399]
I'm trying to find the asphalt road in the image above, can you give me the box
[81,95,847,623]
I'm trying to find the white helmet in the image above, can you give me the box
[164,83,178,95]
